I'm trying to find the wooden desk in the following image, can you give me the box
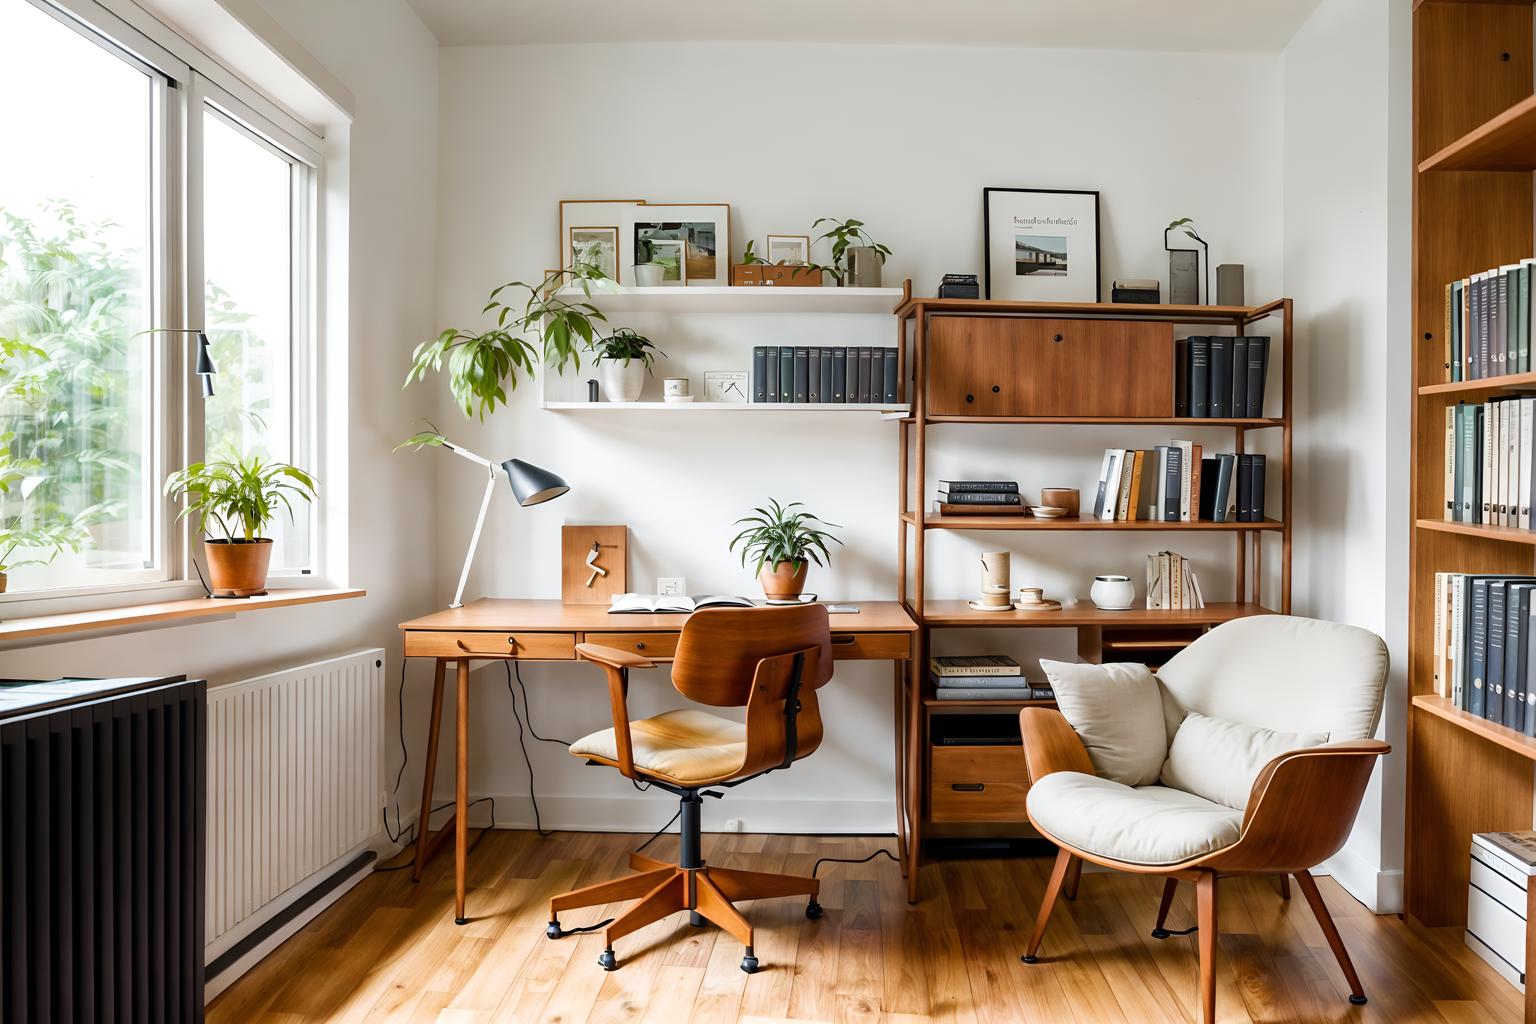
[399,599,919,924]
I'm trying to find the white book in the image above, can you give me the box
[1100,449,1125,522]
[1173,440,1195,522]
[1169,552,1183,610]
[1522,397,1534,530]
[1116,450,1136,520]
[609,593,754,613]
[1433,572,1447,698]
[1146,553,1163,610]
[1092,449,1115,518]
[1507,400,1522,527]
[1445,405,1457,521]
[1483,401,1496,523]
[1184,559,1205,609]
[1450,574,1465,708]
[1492,402,1504,524]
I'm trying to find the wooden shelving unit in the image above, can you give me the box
[1408,5,1536,1014]
[892,293,1292,902]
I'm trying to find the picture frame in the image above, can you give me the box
[982,187,1100,302]
[558,199,644,279]
[704,370,750,404]
[642,238,687,286]
[567,225,619,283]
[765,233,810,265]
[622,203,731,287]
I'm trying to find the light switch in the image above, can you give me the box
[657,577,685,596]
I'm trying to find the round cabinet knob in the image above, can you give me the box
[1053,333,1063,342]
[966,394,975,403]
[506,636,518,649]
[635,641,647,650]
[991,385,1000,393]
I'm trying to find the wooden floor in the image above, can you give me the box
[209,830,1524,1023]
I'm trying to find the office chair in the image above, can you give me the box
[545,603,833,974]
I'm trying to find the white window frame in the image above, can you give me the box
[0,0,336,619]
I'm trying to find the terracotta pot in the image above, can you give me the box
[757,560,808,601]
[205,538,273,597]
[0,571,7,595]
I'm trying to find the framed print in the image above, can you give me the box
[621,203,731,286]
[558,199,644,280]
[983,188,1100,302]
[766,233,810,265]
[704,370,750,403]
[642,237,687,286]
[568,226,618,282]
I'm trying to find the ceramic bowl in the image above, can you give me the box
[1029,506,1069,518]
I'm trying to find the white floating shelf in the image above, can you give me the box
[554,285,905,315]
[543,401,909,414]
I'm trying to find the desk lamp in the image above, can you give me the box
[437,439,569,608]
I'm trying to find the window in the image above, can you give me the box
[0,0,324,600]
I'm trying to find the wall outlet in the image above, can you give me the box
[724,818,743,833]
[657,577,686,596]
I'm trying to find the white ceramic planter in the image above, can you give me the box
[600,359,647,402]
[1090,574,1136,610]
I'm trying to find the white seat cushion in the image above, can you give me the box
[1039,659,1166,786]
[1026,772,1243,867]
[570,708,746,784]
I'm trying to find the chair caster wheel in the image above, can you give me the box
[1020,955,1040,964]
[806,900,823,920]
[454,917,468,926]
[546,921,563,940]
[690,911,706,927]
[740,954,759,974]
[598,949,618,971]
[1150,928,1171,939]
[1349,995,1368,1006]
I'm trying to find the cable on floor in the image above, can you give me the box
[375,795,497,872]
[504,662,556,837]
[811,847,900,878]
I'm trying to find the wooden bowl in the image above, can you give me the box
[1040,488,1080,516]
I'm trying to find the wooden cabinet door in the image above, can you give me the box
[926,316,1175,417]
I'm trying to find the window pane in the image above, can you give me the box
[0,0,160,594]
[203,108,310,571]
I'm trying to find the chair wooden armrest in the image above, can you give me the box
[575,643,653,779]
[1213,739,1391,873]
[1018,708,1094,783]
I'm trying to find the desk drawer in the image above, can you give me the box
[404,630,576,660]
[929,745,1029,823]
[830,631,911,660]
[583,632,679,659]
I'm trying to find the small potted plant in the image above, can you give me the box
[593,327,663,402]
[164,454,317,597]
[729,499,842,602]
[811,217,893,287]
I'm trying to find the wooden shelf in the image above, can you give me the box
[1412,695,1536,761]
[1415,518,1536,544]
[0,588,366,645]
[894,295,1286,325]
[911,415,1284,427]
[903,512,1283,532]
[1419,92,1536,173]
[554,285,904,315]
[1418,371,1536,395]
[923,697,1056,709]
[913,601,1273,628]
[543,401,907,413]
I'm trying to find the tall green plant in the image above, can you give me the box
[810,217,892,283]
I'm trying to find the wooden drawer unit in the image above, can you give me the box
[830,631,912,660]
[582,632,680,659]
[404,630,577,660]
[927,315,1174,417]
[928,745,1030,823]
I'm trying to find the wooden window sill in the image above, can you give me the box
[0,588,366,647]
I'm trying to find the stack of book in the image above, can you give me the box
[1145,551,1206,609]
[1093,445,1266,523]
[1173,336,1271,418]
[929,655,1053,701]
[935,480,1023,515]
[751,346,899,404]
[1432,572,1536,732]
[1443,261,1534,383]
[1443,398,1536,528]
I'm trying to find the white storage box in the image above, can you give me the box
[1468,832,1535,991]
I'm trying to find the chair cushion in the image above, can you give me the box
[1159,711,1326,810]
[1039,659,1166,786]
[1026,772,1244,867]
[570,708,746,784]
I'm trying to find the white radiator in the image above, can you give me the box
[204,649,385,955]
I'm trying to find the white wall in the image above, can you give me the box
[430,41,1285,834]
[1281,0,1411,912]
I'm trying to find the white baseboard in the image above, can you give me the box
[1320,845,1403,914]
[427,791,898,836]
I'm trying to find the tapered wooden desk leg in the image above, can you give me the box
[411,659,448,882]
[894,660,908,876]
[454,658,470,925]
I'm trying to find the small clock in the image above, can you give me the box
[704,370,750,404]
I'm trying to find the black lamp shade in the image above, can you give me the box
[195,332,216,375]
[503,458,568,507]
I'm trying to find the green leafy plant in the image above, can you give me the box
[809,217,892,283]
[593,327,663,372]
[741,240,777,266]
[403,264,612,421]
[164,454,317,542]
[729,499,843,576]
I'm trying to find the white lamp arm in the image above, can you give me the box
[451,466,499,609]
[440,440,494,470]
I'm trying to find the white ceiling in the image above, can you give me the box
[404,0,1323,54]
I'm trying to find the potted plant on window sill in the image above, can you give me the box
[729,499,842,602]
[594,327,663,403]
[164,454,317,597]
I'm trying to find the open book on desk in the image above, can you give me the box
[607,594,862,614]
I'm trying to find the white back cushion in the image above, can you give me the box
[1040,660,1166,786]
[1159,712,1326,810]
[1156,615,1389,743]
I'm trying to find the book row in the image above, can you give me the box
[1442,398,1536,528]
[1443,261,1536,382]
[929,655,1052,701]
[751,345,898,404]
[935,479,1022,514]
[1432,573,1536,734]
[1146,551,1206,609]
[1173,336,1271,418]
[1093,445,1268,523]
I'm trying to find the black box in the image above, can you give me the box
[938,273,979,299]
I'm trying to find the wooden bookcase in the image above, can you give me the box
[1407,4,1536,1015]
[893,293,1292,901]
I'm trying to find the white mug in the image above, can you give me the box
[633,263,665,287]
[1090,574,1135,611]
[664,377,690,398]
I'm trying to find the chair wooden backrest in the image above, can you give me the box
[672,605,833,777]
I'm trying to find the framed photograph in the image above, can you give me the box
[766,233,810,265]
[982,188,1100,302]
[567,226,618,282]
[642,237,687,286]
[704,370,750,404]
[622,204,731,287]
[558,199,644,280]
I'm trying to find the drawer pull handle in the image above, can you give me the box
[456,638,517,655]
[831,635,857,646]
[1053,333,1063,342]
[965,393,975,403]
[991,385,1000,393]
[635,641,647,650]
[951,783,985,792]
